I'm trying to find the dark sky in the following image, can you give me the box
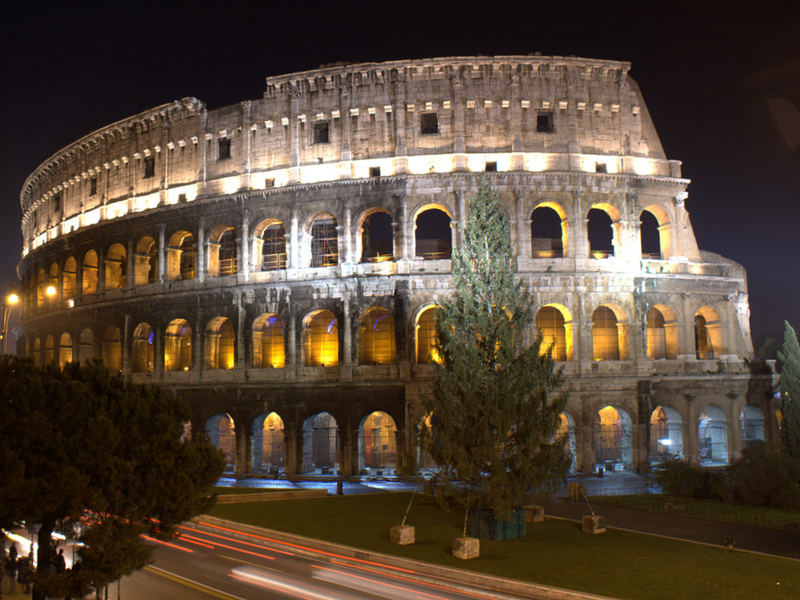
[2,1,798,347]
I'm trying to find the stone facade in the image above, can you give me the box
[17,56,776,477]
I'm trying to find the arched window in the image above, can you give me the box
[82,250,99,295]
[415,208,451,260]
[303,310,338,366]
[251,412,285,473]
[102,326,122,371]
[649,405,683,463]
[205,317,235,369]
[358,307,396,364]
[592,306,620,360]
[740,405,765,448]
[536,305,569,361]
[58,333,73,368]
[208,226,237,276]
[361,211,394,262]
[78,329,94,364]
[302,412,339,473]
[261,222,287,271]
[44,334,55,365]
[165,319,192,371]
[531,206,564,258]
[695,306,722,359]
[134,236,157,286]
[252,314,285,368]
[359,411,397,471]
[105,243,126,290]
[166,231,195,280]
[587,208,614,258]
[132,323,155,373]
[62,257,77,300]
[48,263,60,302]
[640,210,661,259]
[416,306,441,364]
[646,308,666,359]
[310,216,338,267]
[698,403,728,465]
[206,413,236,470]
[594,406,633,469]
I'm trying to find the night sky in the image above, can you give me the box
[2,2,798,350]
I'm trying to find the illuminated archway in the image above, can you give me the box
[78,328,94,364]
[204,317,235,370]
[62,256,77,300]
[164,318,192,371]
[640,210,661,259]
[102,326,122,371]
[44,334,55,365]
[695,306,723,359]
[208,225,237,276]
[58,332,73,367]
[105,243,126,290]
[303,310,338,367]
[649,405,683,464]
[359,411,397,473]
[166,231,195,280]
[134,236,157,285]
[253,219,287,271]
[645,305,679,360]
[132,322,155,373]
[535,305,573,361]
[698,403,728,465]
[415,306,441,364]
[531,205,565,258]
[592,305,627,360]
[252,314,285,368]
[594,406,632,470]
[302,412,339,474]
[251,412,285,474]
[415,208,451,260]
[587,207,616,258]
[359,210,394,262]
[358,307,396,364]
[206,413,236,471]
[82,250,98,295]
[310,214,338,267]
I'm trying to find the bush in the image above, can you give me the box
[652,458,728,500]
[729,444,800,509]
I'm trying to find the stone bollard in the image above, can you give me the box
[523,505,544,523]
[389,525,415,545]
[582,514,607,534]
[452,536,480,559]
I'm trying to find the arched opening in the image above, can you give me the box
[206,413,236,471]
[649,405,683,464]
[415,306,441,364]
[302,412,339,474]
[646,305,679,359]
[594,406,633,471]
[78,329,94,364]
[205,317,235,369]
[252,314,285,368]
[132,323,155,373]
[260,222,287,271]
[105,243,127,290]
[58,333,73,368]
[165,319,192,371]
[695,306,722,359]
[102,326,122,371]
[592,306,625,360]
[48,263,59,302]
[640,210,661,259]
[698,403,728,465]
[251,412,285,475]
[44,334,55,365]
[415,208,451,260]
[587,208,615,258]
[166,231,195,280]
[531,205,564,258]
[134,236,157,286]
[359,411,397,474]
[310,215,338,267]
[740,405,765,448]
[32,338,41,366]
[557,412,577,474]
[358,307,396,365]
[361,211,394,262]
[36,268,46,307]
[303,310,338,367]
[82,250,98,295]
[208,225,237,277]
[536,305,572,361]
[62,257,77,300]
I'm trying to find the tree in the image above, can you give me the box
[778,320,800,458]
[0,357,225,599]
[421,184,568,519]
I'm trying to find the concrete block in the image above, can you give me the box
[452,536,480,559]
[524,504,544,523]
[582,514,607,534]
[390,525,415,545]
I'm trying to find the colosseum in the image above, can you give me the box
[16,55,776,479]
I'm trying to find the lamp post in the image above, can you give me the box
[2,290,20,355]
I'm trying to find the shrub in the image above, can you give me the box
[652,458,727,500]
[728,444,800,509]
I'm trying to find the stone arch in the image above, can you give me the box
[645,304,679,359]
[414,205,452,260]
[167,230,195,280]
[698,402,728,465]
[252,218,287,271]
[415,305,441,364]
[206,413,236,471]
[165,318,192,371]
[302,309,339,367]
[309,213,338,268]
[131,322,154,373]
[105,243,126,290]
[358,411,398,473]
[535,304,573,361]
[208,225,237,277]
[44,334,55,365]
[557,412,577,474]
[358,306,396,365]
[32,337,41,366]
[48,262,59,302]
[695,305,723,359]
[358,208,394,263]
[82,250,98,295]
[252,313,285,368]
[740,405,765,448]
[594,405,633,471]
[76,328,94,364]
[102,326,122,371]
[36,267,46,307]
[62,256,77,300]
[531,203,566,258]
[639,210,661,259]
[592,304,628,360]
[134,236,157,286]
[641,203,672,258]
[587,203,620,258]
[251,412,285,474]
[302,411,339,474]
[204,316,235,370]
[649,405,683,464]
[58,332,73,367]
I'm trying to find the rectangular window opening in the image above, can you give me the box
[369,166,381,178]
[595,162,608,173]
[218,138,231,160]
[52,193,61,213]
[143,157,155,179]
[89,178,97,196]
[420,113,439,135]
[313,121,330,144]
[484,161,497,172]
[536,112,554,133]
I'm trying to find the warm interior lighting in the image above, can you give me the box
[6,292,19,305]
[45,285,57,297]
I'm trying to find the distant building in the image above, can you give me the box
[16,56,776,476]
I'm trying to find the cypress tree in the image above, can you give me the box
[421,184,568,518]
[778,320,800,458]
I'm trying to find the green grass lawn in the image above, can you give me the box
[590,494,800,527]
[208,493,798,600]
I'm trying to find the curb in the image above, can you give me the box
[191,515,619,600]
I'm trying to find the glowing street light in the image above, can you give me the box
[2,290,20,355]
[46,285,57,298]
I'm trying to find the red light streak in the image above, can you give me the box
[179,525,293,556]
[176,534,216,549]
[140,534,194,553]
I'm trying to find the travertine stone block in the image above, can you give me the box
[524,504,544,523]
[390,525,415,545]
[582,514,607,534]
[452,536,480,559]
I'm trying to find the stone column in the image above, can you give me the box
[287,301,297,368]
[399,195,410,260]
[157,223,166,284]
[569,217,590,259]
[97,247,106,292]
[236,294,246,369]
[290,206,300,270]
[343,205,354,264]
[197,218,206,283]
[235,418,252,475]
[685,396,699,464]
[154,320,164,374]
[284,422,301,475]
[239,212,250,282]
[342,296,352,366]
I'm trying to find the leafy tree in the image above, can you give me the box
[0,357,225,599]
[778,320,800,458]
[421,184,568,518]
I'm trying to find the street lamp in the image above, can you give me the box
[2,290,20,355]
